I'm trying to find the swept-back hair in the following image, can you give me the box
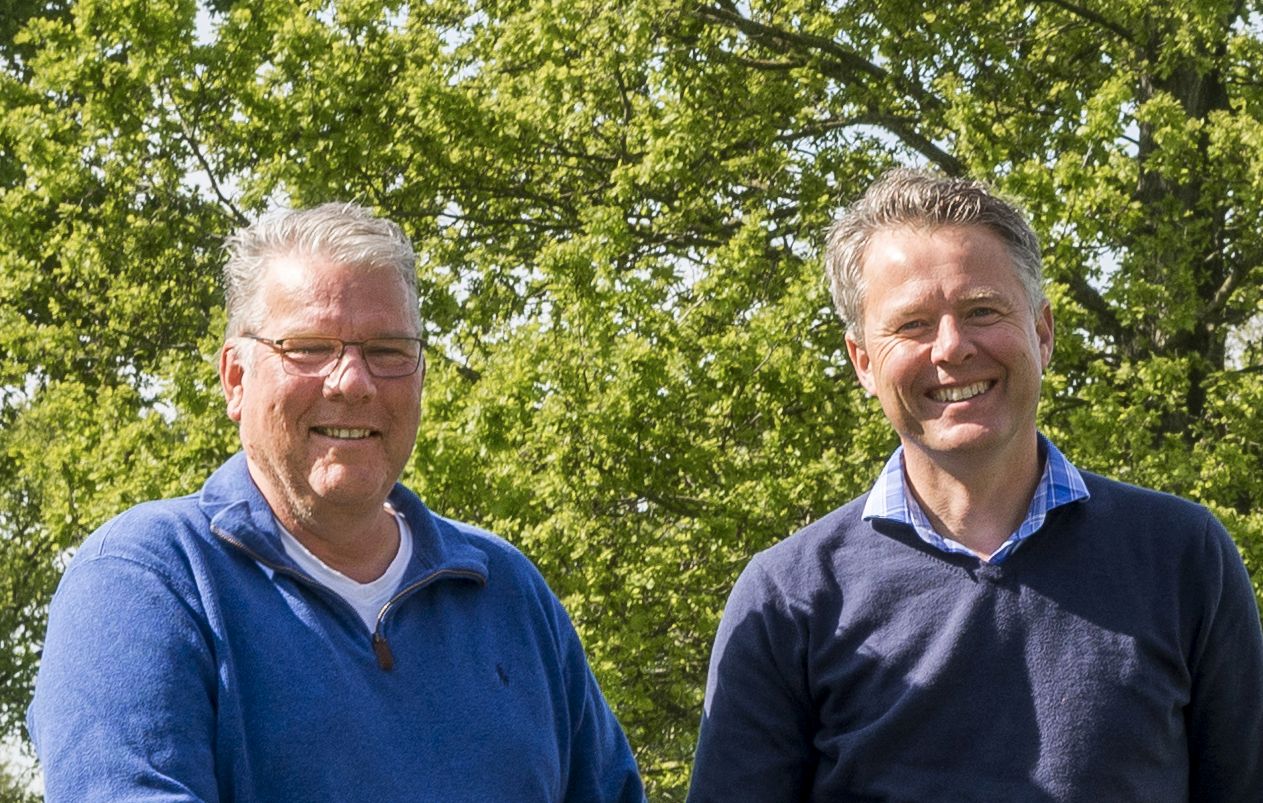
[222,202,419,339]
[824,168,1044,342]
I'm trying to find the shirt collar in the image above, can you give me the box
[861,435,1089,563]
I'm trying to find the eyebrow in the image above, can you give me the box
[277,329,421,340]
[955,287,1010,304]
[878,288,1013,323]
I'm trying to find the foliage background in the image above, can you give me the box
[3,0,1263,798]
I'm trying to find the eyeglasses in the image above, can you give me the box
[243,335,424,378]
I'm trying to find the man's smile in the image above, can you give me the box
[928,380,994,403]
[313,426,376,440]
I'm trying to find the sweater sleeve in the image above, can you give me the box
[688,558,816,803]
[1184,514,1263,800]
[27,552,218,803]
[547,594,646,803]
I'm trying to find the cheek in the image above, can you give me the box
[393,380,425,419]
[871,350,919,391]
[1011,333,1048,375]
[394,395,423,441]
[247,389,308,443]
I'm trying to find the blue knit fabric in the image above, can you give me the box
[29,453,645,803]
[689,472,1263,802]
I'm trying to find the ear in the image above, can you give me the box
[1036,301,1054,370]
[846,332,878,396]
[219,341,247,423]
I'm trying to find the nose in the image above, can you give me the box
[930,316,975,365]
[324,344,377,400]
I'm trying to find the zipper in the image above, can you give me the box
[372,632,396,671]
[370,568,487,670]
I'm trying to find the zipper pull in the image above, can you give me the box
[372,632,395,671]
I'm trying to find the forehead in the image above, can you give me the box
[257,253,417,332]
[861,226,1021,297]
[261,251,401,291]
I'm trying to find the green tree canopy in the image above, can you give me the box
[4,0,1263,798]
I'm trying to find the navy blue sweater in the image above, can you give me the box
[689,472,1263,802]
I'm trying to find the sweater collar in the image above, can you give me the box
[861,434,1090,564]
[198,452,489,583]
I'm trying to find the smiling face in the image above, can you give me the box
[219,254,424,534]
[846,225,1053,471]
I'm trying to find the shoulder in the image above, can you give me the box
[728,494,872,612]
[1079,471,1211,519]
[433,514,525,555]
[68,494,211,586]
[44,495,228,645]
[1073,471,1227,548]
[1053,472,1244,595]
[423,514,590,659]
[428,513,563,601]
[435,515,543,573]
[42,496,221,668]
[752,494,873,575]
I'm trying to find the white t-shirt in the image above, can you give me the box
[278,507,413,632]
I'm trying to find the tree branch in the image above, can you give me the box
[1033,0,1134,43]
[1206,255,1254,318]
[169,103,248,225]
[1061,269,1125,345]
[692,5,960,173]
[692,4,944,114]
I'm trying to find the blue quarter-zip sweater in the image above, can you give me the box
[28,453,645,803]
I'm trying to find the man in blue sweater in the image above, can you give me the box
[28,203,645,802]
[688,170,1263,801]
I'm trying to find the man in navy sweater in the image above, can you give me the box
[688,169,1263,801]
[29,203,645,802]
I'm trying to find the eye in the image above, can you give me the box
[365,339,420,359]
[282,340,338,359]
[967,306,1001,322]
[366,344,409,358]
[895,319,928,334]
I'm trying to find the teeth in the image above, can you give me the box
[930,381,991,403]
[315,427,372,440]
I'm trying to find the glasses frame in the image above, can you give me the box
[242,334,425,379]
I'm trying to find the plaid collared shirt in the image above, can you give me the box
[861,435,1090,565]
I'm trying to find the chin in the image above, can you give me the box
[927,425,1016,454]
[309,469,391,505]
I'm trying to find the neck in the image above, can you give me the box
[901,436,1044,559]
[277,503,400,583]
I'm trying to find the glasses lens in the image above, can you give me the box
[363,338,422,377]
[278,338,341,376]
[273,337,422,377]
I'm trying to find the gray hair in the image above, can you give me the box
[824,168,1044,343]
[222,202,420,339]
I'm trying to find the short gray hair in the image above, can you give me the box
[222,202,420,339]
[824,168,1044,343]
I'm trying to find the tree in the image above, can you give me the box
[3,1,1262,799]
